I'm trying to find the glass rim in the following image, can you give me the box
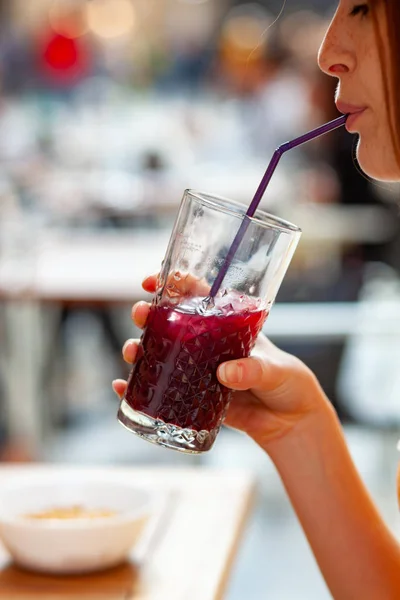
[186,189,302,235]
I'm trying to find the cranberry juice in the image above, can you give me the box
[125,293,267,433]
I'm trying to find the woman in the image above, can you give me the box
[113,2,400,597]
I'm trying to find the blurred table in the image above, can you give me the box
[0,229,170,450]
[290,204,396,245]
[0,204,397,449]
[265,302,400,340]
[0,465,255,600]
[0,204,396,301]
[0,230,170,303]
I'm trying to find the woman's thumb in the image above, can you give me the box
[217,356,283,392]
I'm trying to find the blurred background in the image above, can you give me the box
[1,1,400,598]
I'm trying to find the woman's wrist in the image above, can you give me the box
[260,376,339,465]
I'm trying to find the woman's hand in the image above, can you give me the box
[113,274,331,451]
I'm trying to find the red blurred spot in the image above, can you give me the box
[39,31,92,86]
[43,34,78,71]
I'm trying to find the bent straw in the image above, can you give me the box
[209,114,348,297]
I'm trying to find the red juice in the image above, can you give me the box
[124,293,267,433]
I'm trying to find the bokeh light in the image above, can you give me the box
[49,0,89,39]
[221,3,271,60]
[86,0,136,39]
[43,34,79,70]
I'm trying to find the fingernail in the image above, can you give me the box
[111,380,118,393]
[131,304,138,320]
[219,362,242,383]
[132,302,146,325]
[122,340,133,355]
[142,273,157,285]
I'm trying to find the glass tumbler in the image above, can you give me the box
[118,190,301,453]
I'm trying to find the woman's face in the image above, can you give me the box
[318,1,400,181]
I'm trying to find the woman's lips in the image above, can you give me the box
[336,101,368,132]
[345,111,366,132]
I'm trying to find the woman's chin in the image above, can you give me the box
[357,138,400,182]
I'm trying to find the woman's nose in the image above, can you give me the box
[318,18,354,77]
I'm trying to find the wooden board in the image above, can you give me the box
[0,466,255,600]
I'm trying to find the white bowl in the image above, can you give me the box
[0,472,154,574]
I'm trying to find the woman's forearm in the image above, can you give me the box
[265,401,400,600]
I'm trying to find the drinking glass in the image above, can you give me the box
[118,190,301,453]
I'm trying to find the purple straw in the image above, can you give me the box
[209,114,348,297]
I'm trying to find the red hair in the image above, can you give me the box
[372,1,400,165]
